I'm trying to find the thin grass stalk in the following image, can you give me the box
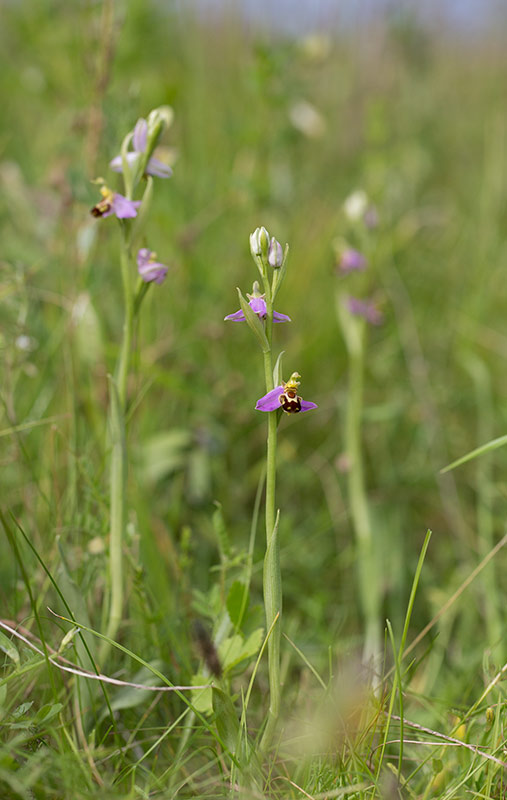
[374,530,431,792]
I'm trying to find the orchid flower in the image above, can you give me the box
[225,284,290,323]
[137,248,169,284]
[90,185,141,219]
[338,248,367,273]
[255,372,317,414]
[347,296,383,326]
[110,118,172,179]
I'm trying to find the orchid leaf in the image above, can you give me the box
[226,581,249,629]
[191,673,213,714]
[212,686,240,754]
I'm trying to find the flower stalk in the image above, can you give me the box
[335,203,383,678]
[101,227,133,657]
[260,290,282,750]
[337,296,381,676]
[116,228,134,408]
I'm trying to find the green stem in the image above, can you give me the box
[100,228,133,661]
[339,300,381,672]
[260,299,282,750]
[116,229,134,408]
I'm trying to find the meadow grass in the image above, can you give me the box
[1,2,507,797]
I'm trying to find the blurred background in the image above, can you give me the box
[181,0,505,33]
[1,0,507,683]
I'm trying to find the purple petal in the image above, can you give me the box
[112,193,141,219]
[347,296,383,326]
[137,248,168,284]
[133,118,148,153]
[109,152,139,173]
[255,386,284,412]
[339,248,367,273]
[248,297,267,317]
[109,155,122,172]
[137,248,152,267]
[139,263,168,284]
[224,309,246,321]
[300,400,318,412]
[146,157,173,178]
[273,310,291,323]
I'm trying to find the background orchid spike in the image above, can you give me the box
[90,185,141,219]
[137,248,169,284]
[268,237,283,268]
[255,372,318,414]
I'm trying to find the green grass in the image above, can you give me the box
[1,1,507,797]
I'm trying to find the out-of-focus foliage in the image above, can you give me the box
[1,1,507,796]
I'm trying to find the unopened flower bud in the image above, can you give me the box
[147,105,174,144]
[343,189,368,222]
[143,106,174,167]
[268,237,283,268]
[249,226,270,258]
